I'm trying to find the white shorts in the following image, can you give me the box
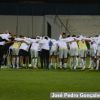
[50,49,58,56]
[90,48,96,57]
[70,48,78,57]
[59,48,68,59]
[10,48,19,56]
[97,46,100,56]
[79,49,87,58]
[30,49,38,58]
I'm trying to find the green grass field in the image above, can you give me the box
[0,69,100,100]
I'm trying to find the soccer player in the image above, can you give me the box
[0,36,5,68]
[9,36,22,69]
[69,35,79,70]
[30,37,40,68]
[95,35,100,70]
[77,35,88,70]
[57,33,68,69]
[49,39,58,69]
[0,32,12,68]
[39,36,50,69]
[18,36,31,68]
[89,38,97,70]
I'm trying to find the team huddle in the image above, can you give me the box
[0,32,100,70]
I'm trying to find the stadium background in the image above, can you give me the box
[0,1,100,39]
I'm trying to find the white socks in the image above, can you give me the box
[34,58,37,68]
[49,62,53,69]
[16,57,19,69]
[12,58,15,68]
[81,59,85,70]
[32,58,38,68]
[96,59,99,70]
[12,57,19,69]
[70,58,73,69]
[74,57,78,70]
[32,59,34,68]
[64,63,67,68]
[54,63,57,69]
[59,61,62,68]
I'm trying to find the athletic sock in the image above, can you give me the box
[60,61,62,68]
[54,63,57,69]
[64,63,67,69]
[70,57,73,69]
[32,59,34,68]
[96,59,99,70]
[34,58,37,68]
[89,57,92,68]
[49,62,53,68]
[16,57,19,69]
[50,59,53,66]
[82,59,85,69]
[75,57,78,69]
[12,58,15,68]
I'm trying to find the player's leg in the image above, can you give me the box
[34,50,38,68]
[30,49,35,68]
[45,49,50,69]
[79,49,85,70]
[96,51,100,70]
[39,50,44,69]
[28,50,32,68]
[63,49,68,69]
[0,46,4,68]
[69,49,73,69]
[82,50,87,70]
[18,49,24,68]
[89,49,96,70]
[58,49,63,69]
[53,54,58,69]
[49,50,53,69]
[74,49,79,70]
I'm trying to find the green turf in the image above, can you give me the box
[0,69,100,100]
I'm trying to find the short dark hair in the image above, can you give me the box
[95,35,99,37]
[44,36,48,40]
[62,32,66,35]
[67,34,70,37]
[72,35,76,37]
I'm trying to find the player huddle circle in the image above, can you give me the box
[0,32,100,70]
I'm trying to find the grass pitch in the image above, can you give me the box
[0,69,100,100]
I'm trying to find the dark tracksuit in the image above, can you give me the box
[0,37,5,67]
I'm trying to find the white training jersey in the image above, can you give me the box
[15,37,24,42]
[58,37,76,49]
[90,42,97,54]
[70,42,78,49]
[25,38,36,44]
[39,38,50,50]
[19,38,31,51]
[30,39,39,51]
[57,39,67,49]
[0,33,11,41]
[38,39,43,51]
[66,37,74,42]
[96,36,100,46]
[0,41,5,45]
[67,37,78,49]
[51,39,58,51]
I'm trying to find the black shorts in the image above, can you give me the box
[0,45,4,57]
[4,43,13,54]
[18,49,29,57]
